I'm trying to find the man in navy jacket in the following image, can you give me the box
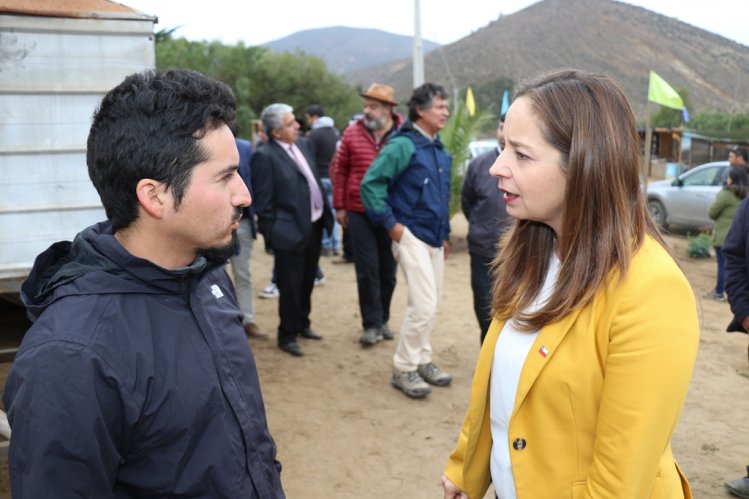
[724,195,749,498]
[3,69,285,498]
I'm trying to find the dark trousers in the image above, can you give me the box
[274,220,323,346]
[470,252,494,343]
[342,226,354,261]
[348,211,397,329]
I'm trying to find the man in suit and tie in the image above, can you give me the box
[251,103,334,356]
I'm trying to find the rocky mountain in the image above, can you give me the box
[348,0,749,119]
[263,26,439,74]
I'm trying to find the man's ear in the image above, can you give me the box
[135,178,169,219]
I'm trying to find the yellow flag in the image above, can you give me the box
[647,71,683,110]
[466,87,476,116]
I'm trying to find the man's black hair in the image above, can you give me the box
[87,69,236,230]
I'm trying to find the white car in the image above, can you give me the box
[646,161,729,230]
[468,139,498,161]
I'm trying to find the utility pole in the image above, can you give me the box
[413,0,424,88]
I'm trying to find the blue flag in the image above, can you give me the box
[500,90,510,116]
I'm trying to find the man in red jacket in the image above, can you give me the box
[331,83,403,346]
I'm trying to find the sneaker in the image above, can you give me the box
[320,248,335,257]
[379,324,395,340]
[359,327,383,346]
[258,282,279,299]
[391,368,431,398]
[706,290,726,302]
[725,466,749,499]
[418,362,453,387]
[314,275,326,286]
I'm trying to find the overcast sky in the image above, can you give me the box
[120,0,749,48]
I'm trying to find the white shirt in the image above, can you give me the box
[489,254,561,499]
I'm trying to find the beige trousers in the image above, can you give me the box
[392,226,444,372]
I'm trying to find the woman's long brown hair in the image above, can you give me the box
[491,69,667,330]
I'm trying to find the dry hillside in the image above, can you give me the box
[350,0,749,119]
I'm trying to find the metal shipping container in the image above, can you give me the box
[0,2,156,294]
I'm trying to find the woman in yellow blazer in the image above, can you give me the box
[442,69,699,499]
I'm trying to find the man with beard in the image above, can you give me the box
[2,69,285,498]
[252,103,334,356]
[361,82,453,399]
[331,83,403,346]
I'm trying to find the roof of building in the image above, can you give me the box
[0,0,155,21]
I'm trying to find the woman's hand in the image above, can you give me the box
[441,474,468,499]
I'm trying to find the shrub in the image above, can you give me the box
[686,232,712,259]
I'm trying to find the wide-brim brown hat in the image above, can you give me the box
[360,83,398,106]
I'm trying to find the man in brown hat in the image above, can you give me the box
[331,83,403,346]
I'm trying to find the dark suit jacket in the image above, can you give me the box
[251,138,334,251]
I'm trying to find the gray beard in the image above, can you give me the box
[364,115,386,131]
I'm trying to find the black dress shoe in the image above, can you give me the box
[301,328,322,340]
[279,342,304,356]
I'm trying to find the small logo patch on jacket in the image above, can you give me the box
[210,284,224,299]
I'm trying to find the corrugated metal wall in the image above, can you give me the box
[0,13,155,292]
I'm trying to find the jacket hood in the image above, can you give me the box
[22,221,215,322]
[312,116,336,129]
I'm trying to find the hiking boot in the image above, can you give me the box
[706,290,726,302]
[391,368,431,398]
[418,362,453,387]
[359,327,383,346]
[379,324,395,340]
[725,466,749,499]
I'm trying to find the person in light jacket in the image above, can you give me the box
[442,69,699,499]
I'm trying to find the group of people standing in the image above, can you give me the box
[4,65,741,499]
[243,80,463,399]
[706,145,749,499]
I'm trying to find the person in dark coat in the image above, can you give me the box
[251,103,334,357]
[723,195,749,499]
[461,116,512,343]
[306,104,340,255]
[2,69,285,497]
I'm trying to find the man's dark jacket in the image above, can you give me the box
[2,222,285,498]
[724,197,749,333]
[306,118,339,179]
[461,147,511,258]
[251,138,334,251]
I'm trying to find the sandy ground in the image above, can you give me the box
[1,214,747,498]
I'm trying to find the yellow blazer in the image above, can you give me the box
[445,236,699,499]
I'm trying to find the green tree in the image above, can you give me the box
[689,111,749,139]
[249,50,360,132]
[474,77,514,134]
[441,97,493,218]
[153,35,361,138]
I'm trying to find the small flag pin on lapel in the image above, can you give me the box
[539,345,549,358]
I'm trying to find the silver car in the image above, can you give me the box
[646,161,729,230]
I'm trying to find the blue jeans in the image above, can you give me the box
[320,178,339,250]
[715,246,725,295]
